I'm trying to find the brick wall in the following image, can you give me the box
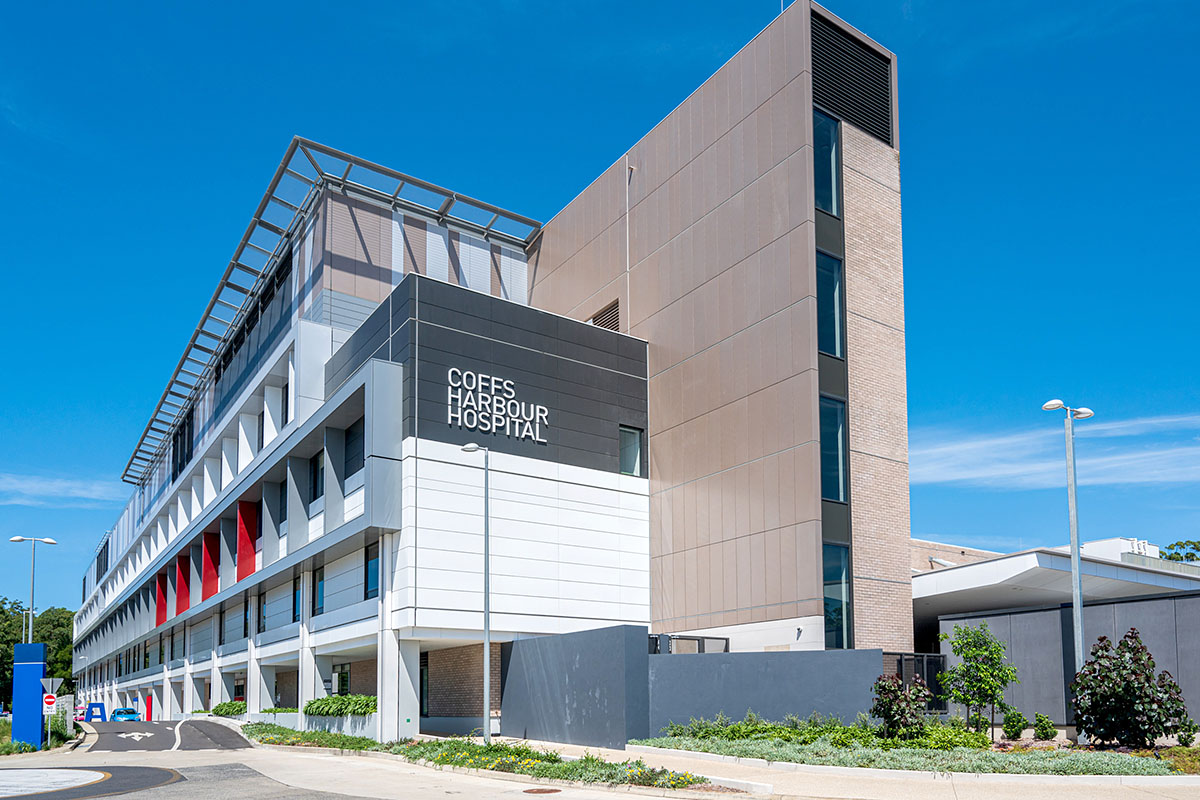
[349,658,377,696]
[274,669,298,707]
[842,123,913,652]
[910,539,1000,573]
[426,643,502,717]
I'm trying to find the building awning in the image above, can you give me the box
[913,548,1200,625]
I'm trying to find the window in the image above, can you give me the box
[310,452,325,503]
[158,635,164,665]
[292,575,301,623]
[819,397,848,502]
[333,663,351,696]
[345,418,365,477]
[278,480,288,524]
[242,602,250,640]
[218,609,226,645]
[817,252,845,358]
[169,630,176,661]
[257,411,265,451]
[312,567,324,616]
[823,543,852,649]
[281,381,290,426]
[814,110,841,217]
[257,593,266,634]
[364,542,380,600]
[619,426,643,477]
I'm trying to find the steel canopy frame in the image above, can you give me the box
[121,137,542,485]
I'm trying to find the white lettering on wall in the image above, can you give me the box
[447,368,549,443]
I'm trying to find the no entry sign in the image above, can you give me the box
[42,693,56,715]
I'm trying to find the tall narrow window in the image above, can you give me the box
[364,542,380,600]
[278,480,288,524]
[218,609,225,645]
[823,543,852,649]
[814,110,841,217]
[817,252,845,358]
[281,382,290,426]
[345,418,365,477]
[292,575,301,623]
[619,426,643,477]
[310,452,325,503]
[257,593,266,634]
[819,397,848,502]
[312,567,324,616]
[242,602,250,639]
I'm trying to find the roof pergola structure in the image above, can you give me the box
[121,137,542,486]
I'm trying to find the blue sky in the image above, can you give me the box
[0,1,1197,611]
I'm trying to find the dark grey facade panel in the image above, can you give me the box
[648,650,881,735]
[500,625,650,749]
[939,593,1200,724]
[812,12,893,146]
[324,273,648,474]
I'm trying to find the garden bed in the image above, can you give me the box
[240,723,708,789]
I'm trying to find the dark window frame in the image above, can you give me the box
[819,395,849,503]
[816,249,846,360]
[813,108,844,219]
[364,542,380,601]
[312,567,324,616]
[618,425,645,477]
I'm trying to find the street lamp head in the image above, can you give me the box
[1042,399,1065,411]
[40,538,58,545]
[1073,407,1095,420]
[9,536,26,543]
[461,443,481,453]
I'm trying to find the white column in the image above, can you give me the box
[221,437,238,488]
[204,457,221,503]
[191,476,205,517]
[246,598,262,714]
[175,491,190,534]
[264,385,283,446]
[238,413,259,471]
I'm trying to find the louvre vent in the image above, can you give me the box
[812,13,893,147]
[591,300,619,331]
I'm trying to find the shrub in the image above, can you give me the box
[1071,628,1188,748]
[870,674,931,739]
[1034,713,1056,741]
[1177,718,1197,748]
[937,621,1019,737]
[242,722,379,750]
[212,700,247,717]
[1002,709,1029,740]
[906,720,990,751]
[262,707,298,714]
[303,694,377,716]
[0,741,36,756]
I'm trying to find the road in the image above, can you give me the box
[86,720,249,753]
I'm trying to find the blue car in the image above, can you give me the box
[111,707,140,722]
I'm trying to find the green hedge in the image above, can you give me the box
[242,722,379,750]
[212,700,247,717]
[262,707,298,714]
[303,694,377,716]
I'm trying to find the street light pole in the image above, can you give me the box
[9,536,58,644]
[461,443,491,744]
[1042,400,1093,743]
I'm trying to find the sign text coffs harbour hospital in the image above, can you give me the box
[447,368,549,443]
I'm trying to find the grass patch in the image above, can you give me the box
[242,722,379,751]
[0,720,36,755]
[381,738,706,788]
[1132,746,1200,774]
[241,724,705,788]
[634,736,1175,776]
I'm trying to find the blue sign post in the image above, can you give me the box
[12,643,47,749]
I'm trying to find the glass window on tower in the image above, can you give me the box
[823,543,852,649]
[819,397,848,502]
[817,252,845,358]
[619,426,643,477]
[814,110,841,217]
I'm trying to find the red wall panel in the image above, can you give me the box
[202,531,220,600]
[175,553,191,615]
[154,573,168,627]
[236,501,259,582]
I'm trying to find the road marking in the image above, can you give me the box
[171,720,187,751]
[118,731,155,742]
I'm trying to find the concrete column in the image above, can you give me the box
[286,457,310,549]
[204,457,221,505]
[175,491,190,535]
[378,633,421,741]
[209,615,223,706]
[189,542,204,608]
[238,412,259,471]
[324,427,346,532]
[297,570,319,713]
[246,600,262,714]
[262,481,283,566]
[221,437,238,488]
[191,476,205,517]
[264,385,283,446]
[252,662,275,714]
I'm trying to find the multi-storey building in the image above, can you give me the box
[74,1,908,736]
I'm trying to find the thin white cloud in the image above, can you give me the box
[0,473,127,508]
[910,414,1200,490]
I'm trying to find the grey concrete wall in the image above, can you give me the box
[939,593,1200,724]
[500,625,649,749]
[648,649,882,735]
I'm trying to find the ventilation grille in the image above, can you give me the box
[812,13,893,147]
[591,300,619,331]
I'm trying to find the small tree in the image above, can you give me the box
[1071,628,1188,748]
[1162,540,1200,563]
[870,674,932,739]
[937,621,1019,740]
